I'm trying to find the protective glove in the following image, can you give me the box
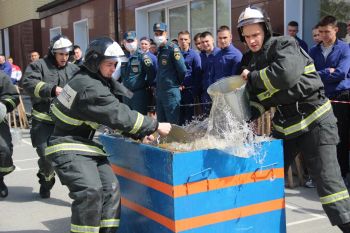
[0,102,7,123]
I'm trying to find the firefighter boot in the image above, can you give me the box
[38,174,55,198]
[338,222,350,233]
[0,176,8,198]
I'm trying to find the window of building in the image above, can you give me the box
[74,19,89,56]
[136,0,231,44]
[49,27,62,40]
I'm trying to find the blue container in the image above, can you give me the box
[100,135,286,233]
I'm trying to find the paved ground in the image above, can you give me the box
[0,129,342,232]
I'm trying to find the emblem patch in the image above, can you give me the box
[162,59,167,65]
[57,84,77,109]
[174,52,181,60]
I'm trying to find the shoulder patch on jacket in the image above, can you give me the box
[143,54,152,67]
[174,48,181,60]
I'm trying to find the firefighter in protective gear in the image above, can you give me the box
[238,6,350,232]
[121,31,156,115]
[22,35,79,198]
[45,37,171,233]
[0,72,20,197]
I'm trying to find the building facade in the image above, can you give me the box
[0,0,348,71]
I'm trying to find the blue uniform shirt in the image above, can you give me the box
[200,47,220,94]
[0,61,12,79]
[146,51,158,86]
[295,36,309,53]
[213,44,242,82]
[156,41,187,90]
[181,48,202,92]
[309,39,350,97]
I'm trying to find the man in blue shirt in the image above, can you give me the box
[199,31,220,115]
[177,30,202,125]
[0,54,12,78]
[120,31,156,115]
[214,25,242,82]
[309,15,350,182]
[287,21,309,52]
[153,23,187,124]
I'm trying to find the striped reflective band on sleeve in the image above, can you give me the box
[257,64,317,101]
[129,112,144,134]
[45,143,106,156]
[100,219,120,228]
[51,104,100,129]
[0,165,15,173]
[320,190,349,205]
[32,109,53,122]
[71,224,99,233]
[34,81,45,98]
[51,104,82,126]
[273,100,331,136]
[304,64,316,74]
[250,101,265,115]
[4,98,16,109]
[257,68,280,101]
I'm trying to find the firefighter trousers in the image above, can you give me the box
[0,121,15,177]
[30,119,55,184]
[283,113,350,225]
[51,153,120,233]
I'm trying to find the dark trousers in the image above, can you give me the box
[156,89,181,124]
[30,119,55,183]
[51,154,120,233]
[180,88,194,125]
[331,91,350,177]
[0,122,15,177]
[283,113,350,225]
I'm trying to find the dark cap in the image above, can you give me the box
[140,36,151,43]
[153,23,167,32]
[123,31,137,41]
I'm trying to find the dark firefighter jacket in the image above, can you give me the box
[22,56,79,124]
[0,71,19,115]
[244,36,331,139]
[45,69,159,157]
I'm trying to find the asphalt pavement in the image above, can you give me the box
[0,129,342,233]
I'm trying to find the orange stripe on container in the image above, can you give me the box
[111,164,174,197]
[112,164,284,198]
[121,197,176,232]
[122,197,285,232]
[174,168,284,197]
[175,198,285,232]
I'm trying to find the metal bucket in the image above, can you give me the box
[207,76,251,122]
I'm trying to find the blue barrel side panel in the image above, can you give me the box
[99,134,286,233]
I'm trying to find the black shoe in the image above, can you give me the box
[0,177,8,198]
[39,185,50,198]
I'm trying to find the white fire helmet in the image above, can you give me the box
[50,35,73,55]
[237,6,272,42]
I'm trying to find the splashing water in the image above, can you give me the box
[161,92,271,158]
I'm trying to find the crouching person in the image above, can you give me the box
[45,37,171,233]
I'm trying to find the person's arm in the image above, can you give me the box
[248,38,305,100]
[78,84,158,139]
[3,62,12,77]
[22,61,57,98]
[319,45,350,84]
[192,52,202,98]
[142,54,156,87]
[231,47,243,75]
[0,74,20,113]
[172,47,187,83]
